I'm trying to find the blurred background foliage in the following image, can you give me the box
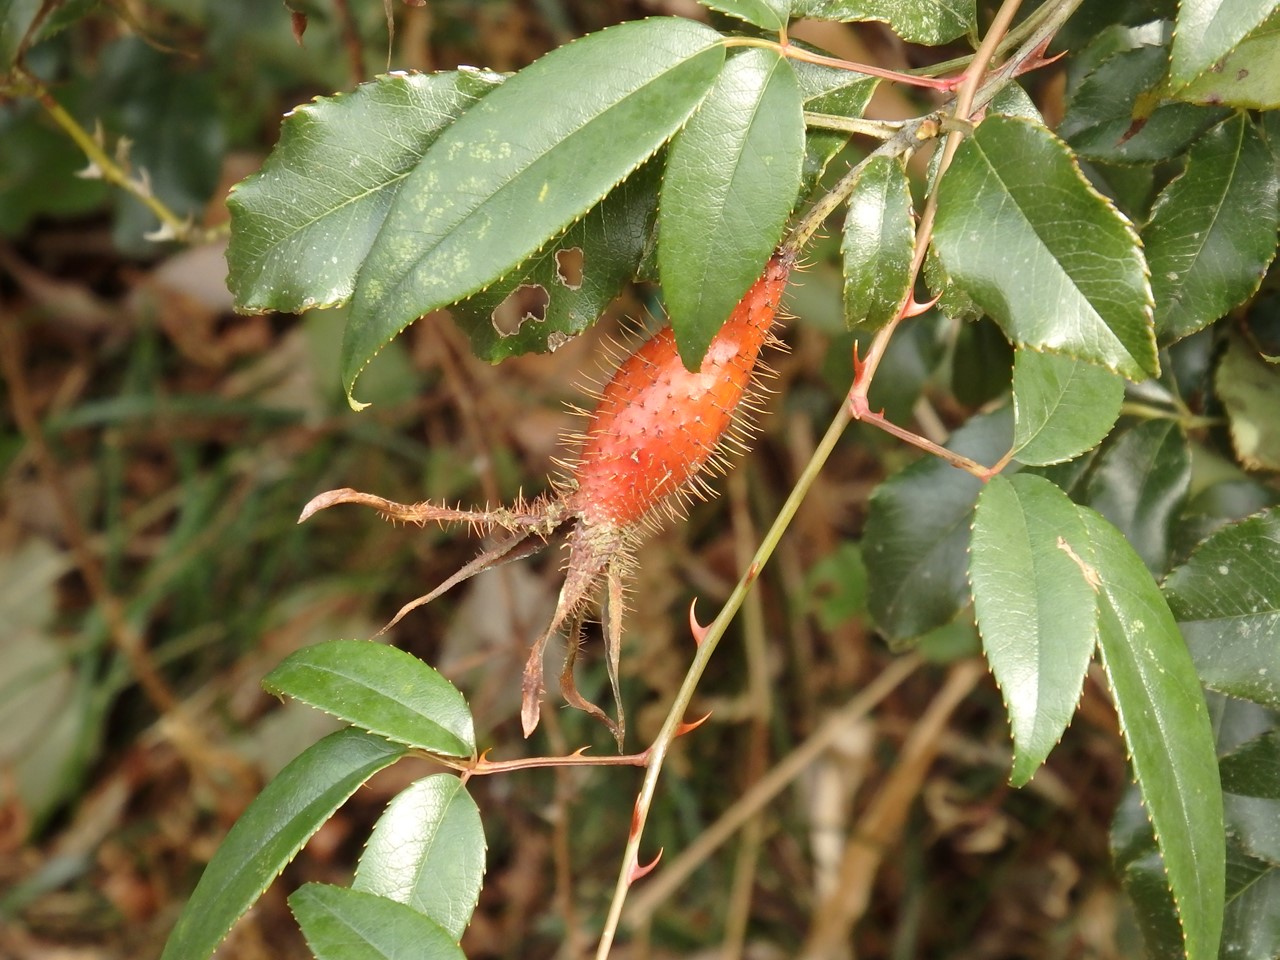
[0,1,1206,958]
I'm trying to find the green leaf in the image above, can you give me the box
[263,640,475,756]
[1010,350,1124,466]
[227,69,505,315]
[1084,419,1191,575]
[932,116,1158,381]
[1220,730,1280,799]
[450,159,660,361]
[788,0,975,44]
[659,47,804,365]
[354,775,486,940]
[160,729,406,960]
[1170,0,1275,92]
[345,17,724,407]
[1083,508,1224,960]
[1059,42,1226,164]
[290,884,464,960]
[1217,332,1280,471]
[1,0,42,71]
[1175,8,1280,108]
[697,0,790,29]
[970,474,1097,785]
[1111,787,1186,960]
[1146,114,1279,343]
[1173,477,1280,562]
[1163,507,1280,707]
[840,155,914,330]
[1221,838,1280,959]
[863,407,1013,644]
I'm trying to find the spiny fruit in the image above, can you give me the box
[300,251,793,746]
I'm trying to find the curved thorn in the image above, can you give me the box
[627,848,663,885]
[674,711,713,738]
[899,292,941,319]
[689,598,711,646]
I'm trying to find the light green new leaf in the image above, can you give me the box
[841,155,914,330]
[1170,0,1275,92]
[1176,9,1280,108]
[1216,332,1280,471]
[1083,508,1224,960]
[660,47,803,365]
[451,159,661,361]
[697,0,790,29]
[345,17,725,406]
[1147,114,1279,343]
[160,729,406,960]
[1011,350,1124,466]
[932,116,1157,381]
[227,69,505,314]
[788,0,974,44]
[1163,506,1280,707]
[864,408,1013,644]
[1084,419,1191,575]
[290,884,464,960]
[263,640,475,757]
[970,474,1097,785]
[355,775,486,940]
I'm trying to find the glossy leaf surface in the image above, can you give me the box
[345,17,724,405]
[970,474,1097,785]
[841,155,914,330]
[1010,350,1124,466]
[932,116,1157,380]
[263,640,475,757]
[697,0,790,29]
[1170,0,1275,92]
[290,884,464,960]
[788,0,975,44]
[160,729,406,960]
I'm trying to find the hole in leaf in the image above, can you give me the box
[554,247,584,290]
[547,331,572,352]
[492,284,550,337]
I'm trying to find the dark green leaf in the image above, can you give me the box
[354,775,486,940]
[1221,730,1280,799]
[949,317,1014,408]
[1170,0,1275,92]
[840,155,914,330]
[1226,793,1280,864]
[792,56,877,107]
[227,69,505,314]
[1083,508,1224,960]
[1147,114,1279,343]
[863,407,1013,644]
[932,116,1158,380]
[1084,419,1191,574]
[697,0,790,29]
[160,729,406,960]
[1175,8,1280,108]
[290,884,464,960]
[451,159,660,361]
[345,17,724,406]
[970,474,1097,785]
[1217,332,1280,471]
[788,0,975,44]
[1163,507,1280,707]
[1011,350,1124,466]
[660,47,803,364]
[263,640,475,757]
[1059,42,1226,164]
[1111,787,1185,960]
[1173,477,1280,563]
[1221,838,1280,959]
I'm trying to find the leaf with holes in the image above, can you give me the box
[290,884,464,960]
[1147,114,1279,343]
[227,69,505,314]
[263,640,475,757]
[160,729,406,960]
[1083,508,1224,960]
[1011,350,1124,466]
[451,159,661,361]
[970,474,1097,785]
[1163,507,1280,707]
[932,116,1157,381]
[841,155,914,330]
[660,47,804,365]
[788,0,974,44]
[354,775,485,939]
[344,17,724,406]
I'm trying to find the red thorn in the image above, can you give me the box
[745,561,760,583]
[689,598,711,646]
[852,341,867,380]
[627,848,663,885]
[674,711,713,738]
[899,292,940,319]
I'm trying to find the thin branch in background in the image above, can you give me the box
[332,0,367,86]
